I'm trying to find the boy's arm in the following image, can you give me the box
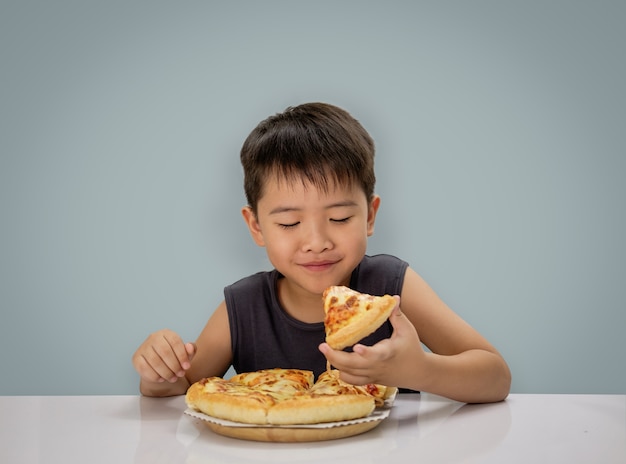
[184,301,233,386]
[400,267,510,402]
[133,301,233,397]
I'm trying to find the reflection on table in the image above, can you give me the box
[1,393,624,463]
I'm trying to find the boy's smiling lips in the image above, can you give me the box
[299,260,337,272]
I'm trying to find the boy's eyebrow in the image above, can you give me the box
[269,200,359,215]
[268,206,300,215]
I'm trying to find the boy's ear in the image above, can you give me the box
[366,195,381,236]
[241,206,266,247]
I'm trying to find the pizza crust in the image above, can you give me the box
[186,383,271,424]
[267,394,375,425]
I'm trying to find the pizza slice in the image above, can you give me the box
[186,369,315,424]
[323,286,397,350]
[267,369,376,425]
[185,377,275,424]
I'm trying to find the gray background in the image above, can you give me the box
[1,1,624,395]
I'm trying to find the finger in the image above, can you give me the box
[319,343,371,372]
[388,304,412,337]
[133,354,167,383]
[186,342,197,356]
[152,333,189,380]
[338,370,374,386]
[139,347,180,383]
[391,296,401,316]
[183,342,197,369]
[163,332,191,366]
[143,345,179,382]
[318,342,346,368]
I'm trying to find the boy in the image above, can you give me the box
[132,102,511,403]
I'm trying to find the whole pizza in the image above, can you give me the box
[185,287,398,426]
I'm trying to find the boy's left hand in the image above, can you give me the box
[318,304,424,388]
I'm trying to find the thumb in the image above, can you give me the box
[185,342,197,360]
[388,299,409,333]
[388,301,422,346]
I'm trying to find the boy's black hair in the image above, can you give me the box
[240,102,376,213]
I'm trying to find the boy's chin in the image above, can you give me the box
[283,278,338,296]
[306,279,351,296]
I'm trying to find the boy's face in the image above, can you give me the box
[242,174,380,296]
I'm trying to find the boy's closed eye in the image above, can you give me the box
[278,222,300,229]
[330,216,352,224]
[278,217,352,229]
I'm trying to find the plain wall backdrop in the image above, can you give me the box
[1,1,624,395]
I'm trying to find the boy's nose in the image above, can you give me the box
[302,225,332,253]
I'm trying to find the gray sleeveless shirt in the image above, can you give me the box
[224,254,408,378]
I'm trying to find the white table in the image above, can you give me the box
[1,393,624,463]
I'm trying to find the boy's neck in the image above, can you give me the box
[276,277,326,324]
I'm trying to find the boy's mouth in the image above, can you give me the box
[300,260,336,272]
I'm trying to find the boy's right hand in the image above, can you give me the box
[132,329,196,384]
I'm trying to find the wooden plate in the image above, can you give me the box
[203,418,384,442]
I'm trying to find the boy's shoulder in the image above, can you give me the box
[351,254,409,296]
[359,253,408,267]
[357,254,409,276]
[225,269,279,296]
